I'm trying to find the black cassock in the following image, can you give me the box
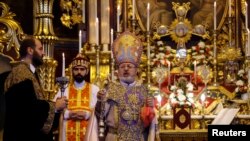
[3,63,55,141]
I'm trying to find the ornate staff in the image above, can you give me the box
[98,96,106,138]
[56,53,69,97]
[98,81,109,138]
[56,76,69,97]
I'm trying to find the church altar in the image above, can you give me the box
[159,114,250,141]
[160,129,207,141]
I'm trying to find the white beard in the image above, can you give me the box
[119,76,135,84]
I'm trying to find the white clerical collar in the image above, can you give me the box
[29,64,36,73]
[120,81,136,87]
[21,59,36,73]
[74,81,85,89]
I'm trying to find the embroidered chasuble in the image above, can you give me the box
[66,83,91,141]
[104,82,148,141]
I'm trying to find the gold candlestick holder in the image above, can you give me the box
[116,31,121,38]
[227,17,234,48]
[110,53,115,82]
[130,19,138,33]
[94,44,101,87]
[245,28,250,58]
[213,30,219,86]
[90,43,96,52]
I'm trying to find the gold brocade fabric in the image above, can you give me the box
[107,82,148,141]
[66,83,91,141]
[4,62,55,133]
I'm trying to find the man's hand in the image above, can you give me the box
[69,111,78,119]
[55,96,68,111]
[146,96,154,107]
[69,111,88,120]
[97,89,107,101]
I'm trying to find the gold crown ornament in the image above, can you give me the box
[71,53,90,69]
[112,31,143,67]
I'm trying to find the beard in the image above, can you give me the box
[73,74,87,83]
[119,76,135,84]
[32,51,43,67]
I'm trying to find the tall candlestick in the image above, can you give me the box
[62,53,65,77]
[194,60,197,84]
[156,94,162,107]
[79,30,82,53]
[229,0,231,17]
[132,0,135,19]
[167,60,171,86]
[96,18,99,46]
[117,5,120,32]
[147,3,150,31]
[110,28,114,58]
[246,2,248,29]
[200,93,206,107]
[214,1,217,30]
[110,28,114,81]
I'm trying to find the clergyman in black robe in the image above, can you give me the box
[3,37,68,141]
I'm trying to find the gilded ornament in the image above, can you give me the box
[121,110,133,121]
[0,2,25,58]
[60,0,84,28]
[128,93,139,105]
[218,47,241,62]
[170,19,192,44]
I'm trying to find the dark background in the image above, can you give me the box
[0,0,80,77]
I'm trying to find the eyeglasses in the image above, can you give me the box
[119,64,136,69]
